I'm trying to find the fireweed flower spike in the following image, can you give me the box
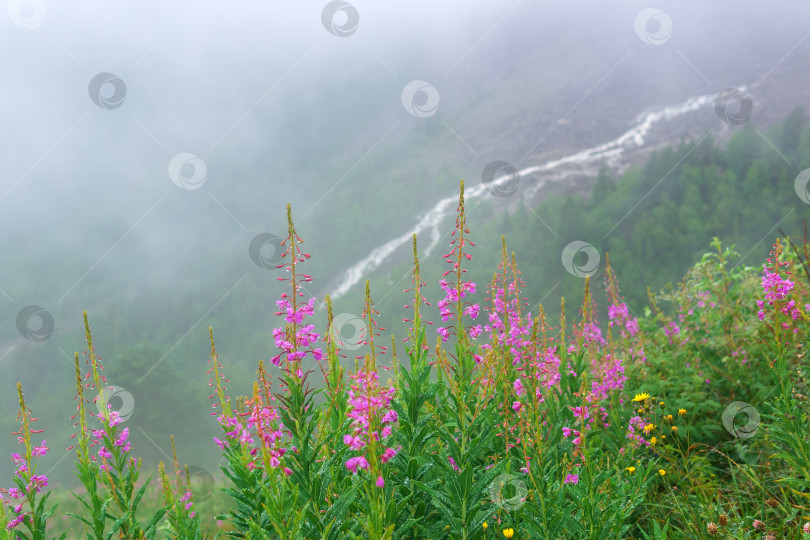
[208,326,240,451]
[77,312,165,538]
[481,237,533,372]
[158,436,202,537]
[403,234,433,347]
[756,238,807,351]
[270,203,322,381]
[0,383,55,535]
[359,280,387,367]
[67,348,111,539]
[604,253,640,341]
[343,354,400,538]
[437,180,480,347]
[343,362,399,472]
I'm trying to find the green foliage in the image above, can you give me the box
[5,110,810,539]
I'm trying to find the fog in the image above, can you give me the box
[2,0,810,484]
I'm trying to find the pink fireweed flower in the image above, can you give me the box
[603,257,640,340]
[344,368,400,475]
[436,181,481,345]
[26,475,48,493]
[760,266,794,303]
[626,416,650,448]
[380,446,398,464]
[8,383,54,531]
[31,441,48,457]
[582,322,606,345]
[376,475,385,488]
[242,382,290,472]
[113,428,129,447]
[270,299,322,367]
[344,434,365,451]
[437,280,480,340]
[7,513,29,529]
[756,239,806,340]
[346,456,370,473]
[513,378,525,396]
[607,303,629,321]
[564,474,579,484]
[269,206,322,373]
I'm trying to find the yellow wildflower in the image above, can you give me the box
[664,414,673,422]
[650,436,657,446]
[678,408,687,416]
[625,466,636,474]
[483,522,488,531]
[643,423,656,435]
[633,393,650,402]
[503,528,515,539]
[659,469,666,476]
[671,426,679,433]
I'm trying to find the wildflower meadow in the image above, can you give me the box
[2,181,810,539]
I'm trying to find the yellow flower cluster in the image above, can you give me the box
[626,395,690,476]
